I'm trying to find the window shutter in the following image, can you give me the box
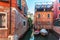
[17,0,22,9]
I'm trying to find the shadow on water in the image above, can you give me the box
[19,29,32,40]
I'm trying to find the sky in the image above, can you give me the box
[26,0,55,14]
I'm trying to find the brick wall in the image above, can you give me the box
[53,0,60,19]
[0,7,9,38]
[34,11,54,29]
[14,8,28,37]
[0,0,28,39]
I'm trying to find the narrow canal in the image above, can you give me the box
[19,29,58,40]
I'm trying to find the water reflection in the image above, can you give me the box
[19,29,58,40]
[30,35,34,40]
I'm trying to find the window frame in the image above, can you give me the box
[17,0,22,10]
[38,21,41,25]
[59,14,60,18]
[59,0,60,3]
[38,14,40,18]
[23,21,26,27]
[0,12,7,30]
[47,21,50,25]
[24,7,27,15]
[48,14,50,18]
[59,7,60,10]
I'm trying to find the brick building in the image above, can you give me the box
[0,0,28,40]
[53,0,60,26]
[54,0,60,19]
[53,0,60,40]
[34,1,60,40]
[34,3,53,29]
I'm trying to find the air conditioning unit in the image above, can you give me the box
[8,35,14,40]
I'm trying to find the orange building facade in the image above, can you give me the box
[34,3,53,30]
[34,11,54,29]
[0,0,28,40]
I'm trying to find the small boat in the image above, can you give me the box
[40,29,48,36]
[34,30,40,35]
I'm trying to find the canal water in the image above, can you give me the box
[20,29,58,40]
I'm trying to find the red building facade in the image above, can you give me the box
[53,0,60,19]
[0,0,28,40]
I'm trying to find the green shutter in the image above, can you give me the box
[18,0,22,9]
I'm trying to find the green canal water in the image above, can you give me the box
[20,29,58,40]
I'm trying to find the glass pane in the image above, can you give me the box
[17,0,22,9]
[0,14,5,28]
[59,14,60,18]
[48,14,50,18]
[59,7,60,10]
[59,0,60,3]
[38,14,40,18]
[0,15,2,26]
[23,21,25,26]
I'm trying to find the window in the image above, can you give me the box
[24,7,27,16]
[47,21,50,25]
[0,12,7,29]
[48,14,50,18]
[59,0,60,3]
[59,7,60,10]
[38,14,40,18]
[17,0,22,10]
[23,21,26,26]
[59,14,60,18]
[0,14,5,28]
[38,21,41,25]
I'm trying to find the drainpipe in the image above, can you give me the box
[10,0,12,34]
